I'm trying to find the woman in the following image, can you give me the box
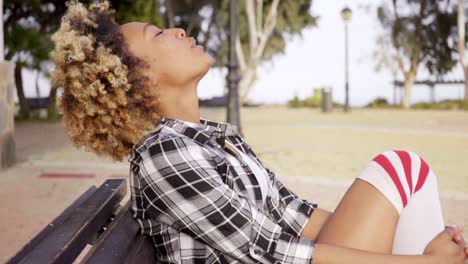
[50,1,468,263]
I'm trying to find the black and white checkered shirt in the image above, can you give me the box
[128,116,318,263]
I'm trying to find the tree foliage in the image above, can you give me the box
[456,0,468,108]
[3,0,317,117]
[3,0,163,69]
[378,0,458,76]
[3,0,164,118]
[376,0,461,107]
[156,1,317,72]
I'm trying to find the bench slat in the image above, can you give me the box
[81,202,157,264]
[10,179,127,264]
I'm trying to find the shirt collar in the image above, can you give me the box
[159,116,239,146]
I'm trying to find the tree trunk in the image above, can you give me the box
[239,65,257,104]
[47,87,58,120]
[457,0,467,109]
[464,66,468,109]
[237,0,281,105]
[35,70,40,97]
[165,0,175,28]
[402,71,416,108]
[14,64,30,118]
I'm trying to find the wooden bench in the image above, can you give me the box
[6,179,158,264]
[25,97,49,110]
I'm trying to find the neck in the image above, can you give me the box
[158,82,200,124]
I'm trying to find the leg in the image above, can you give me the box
[391,158,444,254]
[315,178,399,254]
[315,150,445,254]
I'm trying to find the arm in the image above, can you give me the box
[137,136,315,264]
[314,224,468,264]
[264,167,331,240]
[313,243,435,264]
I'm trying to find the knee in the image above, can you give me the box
[372,149,434,192]
[372,149,432,172]
[362,149,437,211]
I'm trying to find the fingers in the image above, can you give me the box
[454,233,465,245]
[452,225,466,251]
[445,224,463,233]
[445,225,458,239]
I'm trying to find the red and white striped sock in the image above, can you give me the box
[356,150,445,255]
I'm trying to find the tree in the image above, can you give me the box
[3,0,59,118]
[111,0,164,29]
[236,0,317,103]
[457,0,468,108]
[159,0,317,104]
[376,0,458,108]
[373,34,400,104]
[4,0,317,119]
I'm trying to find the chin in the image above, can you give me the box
[189,53,214,80]
[203,52,215,66]
[200,54,214,70]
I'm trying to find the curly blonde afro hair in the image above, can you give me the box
[50,0,160,162]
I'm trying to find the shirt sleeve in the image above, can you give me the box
[264,167,319,237]
[137,135,316,264]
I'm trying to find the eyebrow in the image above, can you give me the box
[143,23,152,35]
[143,23,164,38]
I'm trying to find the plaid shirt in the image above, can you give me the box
[128,117,318,264]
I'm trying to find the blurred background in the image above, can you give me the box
[0,0,467,262]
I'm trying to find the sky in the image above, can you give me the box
[23,0,466,107]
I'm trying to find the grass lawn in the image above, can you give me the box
[200,106,468,193]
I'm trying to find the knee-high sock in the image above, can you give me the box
[356,150,445,255]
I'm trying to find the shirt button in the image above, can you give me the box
[249,246,264,259]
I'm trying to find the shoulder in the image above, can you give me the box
[129,124,205,166]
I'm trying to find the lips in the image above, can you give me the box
[190,37,196,48]
[189,37,204,50]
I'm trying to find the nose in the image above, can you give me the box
[175,28,186,39]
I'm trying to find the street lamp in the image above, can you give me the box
[1,0,4,61]
[226,0,242,134]
[341,6,352,112]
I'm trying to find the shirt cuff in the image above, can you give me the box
[249,208,315,264]
[282,197,319,236]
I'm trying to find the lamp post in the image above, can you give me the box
[226,0,242,134]
[341,6,352,112]
[1,0,4,61]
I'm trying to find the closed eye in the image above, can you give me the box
[154,30,164,38]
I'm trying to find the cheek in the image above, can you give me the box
[156,47,187,65]
[151,48,187,76]
[149,42,212,82]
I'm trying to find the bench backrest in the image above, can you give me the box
[7,179,157,264]
[81,202,157,264]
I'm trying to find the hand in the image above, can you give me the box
[447,225,468,260]
[423,225,466,264]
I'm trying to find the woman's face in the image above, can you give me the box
[119,22,214,88]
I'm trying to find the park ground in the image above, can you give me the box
[0,107,467,262]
